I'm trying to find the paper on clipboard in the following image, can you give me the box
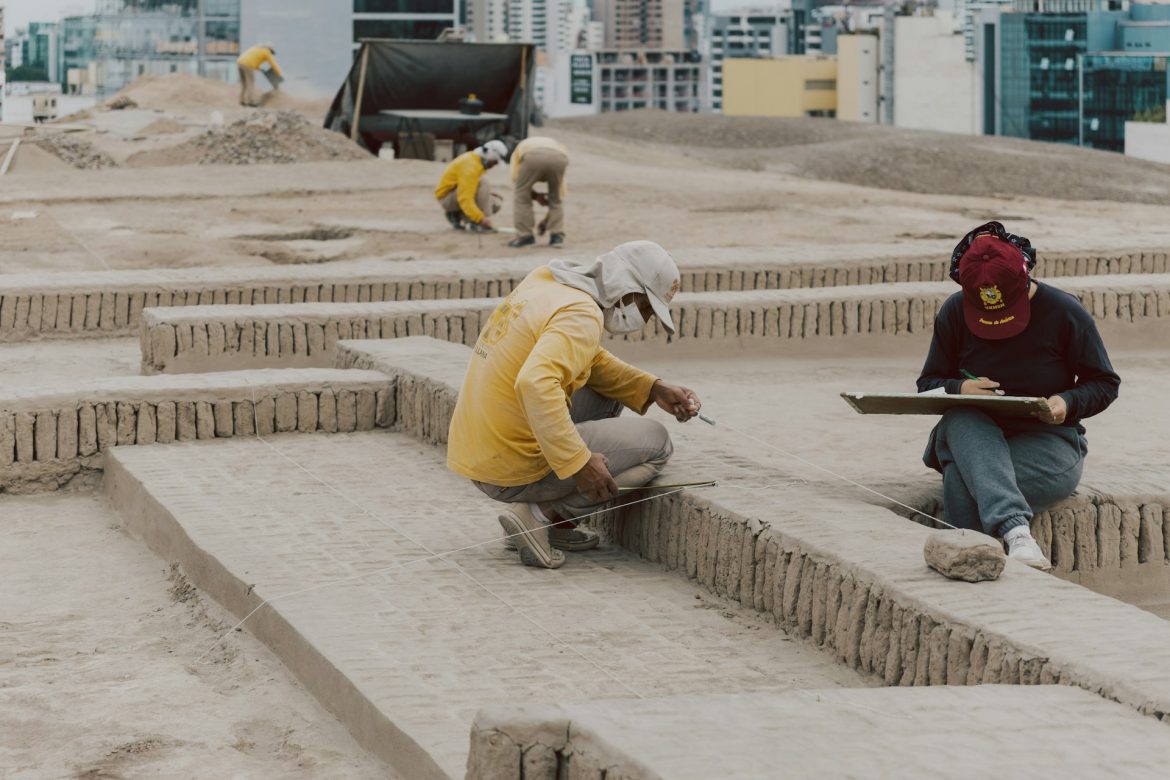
[841,391,1050,418]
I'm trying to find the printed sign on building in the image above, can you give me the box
[570,53,593,105]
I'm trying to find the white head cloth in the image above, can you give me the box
[548,240,680,332]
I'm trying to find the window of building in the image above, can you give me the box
[354,19,450,40]
[355,0,454,11]
[805,79,835,90]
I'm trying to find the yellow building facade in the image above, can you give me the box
[722,56,838,118]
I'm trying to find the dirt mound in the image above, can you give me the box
[32,133,118,170]
[127,110,369,167]
[140,117,186,136]
[110,73,239,111]
[109,73,331,120]
[550,110,1170,205]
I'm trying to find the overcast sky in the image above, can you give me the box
[4,1,94,36]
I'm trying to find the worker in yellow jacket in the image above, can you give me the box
[447,240,701,569]
[435,140,507,231]
[508,135,569,248]
[237,43,282,107]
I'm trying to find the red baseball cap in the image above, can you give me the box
[958,235,1031,339]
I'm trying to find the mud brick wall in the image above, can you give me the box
[143,275,1170,374]
[140,299,500,374]
[0,261,521,343]
[349,337,1170,722]
[896,474,1170,592]
[3,249,1164,342]
[0,369,392,494]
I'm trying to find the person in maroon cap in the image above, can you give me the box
[917,223,1120,570]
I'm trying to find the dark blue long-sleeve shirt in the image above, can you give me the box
[917,282,1120,433]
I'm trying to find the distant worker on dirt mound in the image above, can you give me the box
[237,43,283,107]
[508,135,569,249]
[435,140,507,232]
[447,240,700,570]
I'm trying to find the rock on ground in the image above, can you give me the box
[924,529,1006,582]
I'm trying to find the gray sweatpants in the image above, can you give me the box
[924,407,1087,536]
[439,179,493,222]
[473,387,673,520]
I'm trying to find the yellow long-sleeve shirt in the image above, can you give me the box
[510,136,568,198]
[237,46,282,78]
[435,151,488,224]
[448,266,659,487]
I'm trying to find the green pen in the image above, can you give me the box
[960,368,1005,396]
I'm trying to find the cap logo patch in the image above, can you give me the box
[979,285,1004,310]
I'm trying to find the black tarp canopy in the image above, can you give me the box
[324,39,536,157]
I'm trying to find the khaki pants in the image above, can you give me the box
[439,179,493,223]
[238,65,257,107]
[513,147,568,238]
[473,387,673,520]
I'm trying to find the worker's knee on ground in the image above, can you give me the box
[643,418,674,467]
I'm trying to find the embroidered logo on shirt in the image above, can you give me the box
[979,285,1004,309]
[482,298,527,347]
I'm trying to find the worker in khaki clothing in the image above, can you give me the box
[447,240,701,569]
[435,140,507,232]
[508,136,569,248]
[237,44,282,107]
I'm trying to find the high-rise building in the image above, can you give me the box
[469,0,509,42]
[59,15,99,93]
[597,48,700,111]
[91,0,241,96]
[704,10,790,113]
[600,0,685,50]
[977,0,1170,147]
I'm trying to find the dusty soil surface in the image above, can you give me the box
[4,75,1170,273]
[5,133,1170,273]
[0,338,142,388]
[126,111,370,168]
[0,492,397,779]
[550,110,1170,204]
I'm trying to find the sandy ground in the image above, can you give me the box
[5,127,1170,273]
[0,338,142,389]
[5,74,1170,772]
[0,492,397,779]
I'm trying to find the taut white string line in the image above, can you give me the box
[712,419,959,532]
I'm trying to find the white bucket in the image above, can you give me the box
[378,146,396,161]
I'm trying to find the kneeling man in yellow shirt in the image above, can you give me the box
[447,240,702,569]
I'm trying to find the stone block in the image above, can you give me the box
[275,392,298,432]
[195,401,216,439]
[34,411,57,461]
[156,402,176,444]
[116,402,137,445]
[177,401,197,441]
[135,403,157,445]
[924,530,1005,582]
[213,401,234,437]
[78,405,97,457]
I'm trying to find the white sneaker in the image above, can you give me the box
[1005,529,1053,571]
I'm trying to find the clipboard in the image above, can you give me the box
[841,392,1050,418]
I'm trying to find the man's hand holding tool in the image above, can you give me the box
[651,380,702,423]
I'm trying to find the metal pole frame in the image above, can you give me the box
[351,44,371,144]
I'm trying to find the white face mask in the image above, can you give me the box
[603,301,646,334]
